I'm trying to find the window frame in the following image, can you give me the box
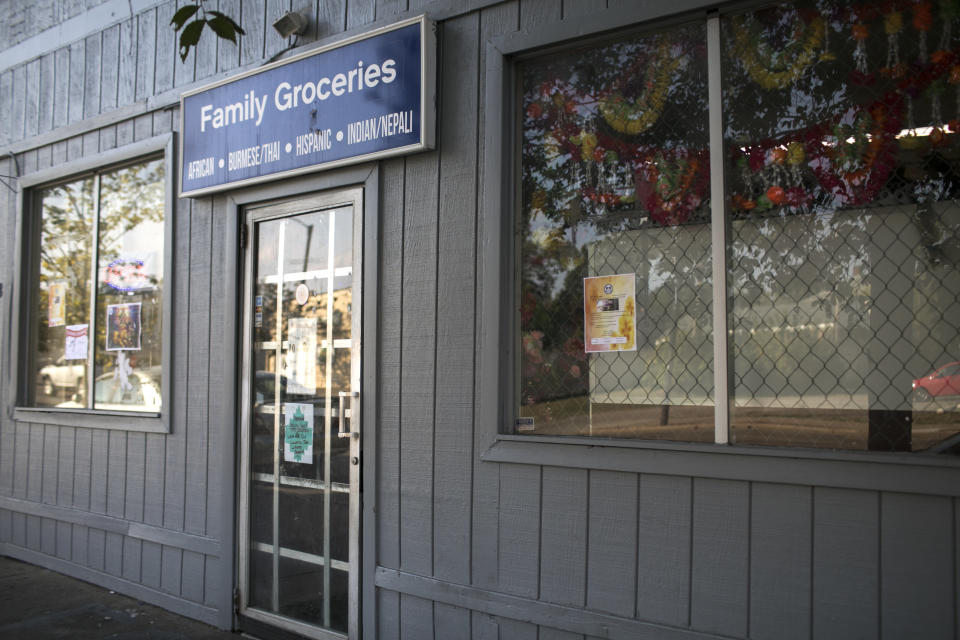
[479,2,960,477]
[12,133,175,433]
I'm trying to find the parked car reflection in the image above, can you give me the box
[56,368,161,412]
[913,361,960,400]
[38,357,85,396]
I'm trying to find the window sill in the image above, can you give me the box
[482,434,960,497]
[14,407,168,433]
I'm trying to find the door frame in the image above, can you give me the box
[217,165,379,638]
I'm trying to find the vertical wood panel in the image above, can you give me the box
[11,513,26,547]
[637,473,691,626]
[540,467,587,607]
[11,64,27,143]
[264,0,290,63]
[185,196,212,535]
[99,124,117,152]
[125,433,146,522]
[89,430,109,514]
[37,54,55,133]
[56,428,75,506]
[122,537,142,582]
[750,483,811,640]
[155,1,176,95]
[812,487,879,640]
[204,556,219,606]
[205,204,225,541]
[165,197,191,532]
[434,603,470,640]
[540,628,584,640]
[400,594,433,640]
[0,71,13,144]
[106,431,127,518]
[144,434,166,526]
[346,0,375,29]
[314,0,346,39]
[217,0,241,73]
[399,150,440,577]
[161,545,183,595]
[100,25,120,112]
[51,48,70,130]
[72,429,92,509]
[136,9,157,101]
[24,59,40,138]
[472,0,519,593]
[26,515,41,551]
[117,18,137,108]
[88,528,106,570]
[498,463,540,598]
[377,157,404,571]
[82,130,98,157]
[472,612,499,640]
[563,0,606,19]
[117,117,134,148]
[27,426,44,502]
[240,0,266,66]
[68,40,85,123]
[104,531,123,575]
[433,11,480,587]
[56,522,71,560]
[881,492,954,640]
[520,0,560,30]
[83,34,102,118]
[174,0,197,87]
[181,550,205,602]
[141,540,163,589]
[498,618,537,640]
[41,517,56,555]
[378,588,400,640]
[71,524,89,566]
[690,477,748,637]
[377,0,406,19]
[587,470,637,618]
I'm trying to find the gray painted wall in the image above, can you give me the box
[1,0,959,639]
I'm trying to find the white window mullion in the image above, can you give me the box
[707,14,730,445]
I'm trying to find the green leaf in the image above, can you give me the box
[170,4,200,30]
[206,15,240,43]
[178,19,205,62]
[207,11,245,35]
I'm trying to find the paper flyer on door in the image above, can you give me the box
[583,273,637,353]
[285,317,317,395]
[284,403,314,464]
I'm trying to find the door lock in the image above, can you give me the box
[337,391,360,438]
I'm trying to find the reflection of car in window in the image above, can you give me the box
[913,361,960,400]
[38,357,85,396]
[55,368,161,412]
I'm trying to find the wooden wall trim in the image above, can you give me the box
[0,497,220,556]
[374,567,729,640]
[0,542,221,627]
[483,438,960,497]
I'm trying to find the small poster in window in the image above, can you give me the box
[284,403,314,464]
[105,302,142,351]
[64,324,88,360]
[284,317,317,395]
[583,273,636,353]
[48,281,67,327]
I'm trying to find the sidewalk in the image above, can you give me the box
[0,556,240,639]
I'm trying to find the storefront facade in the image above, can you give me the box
[1,1,959,639]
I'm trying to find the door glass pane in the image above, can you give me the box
[247,204,354,636]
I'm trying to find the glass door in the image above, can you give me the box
[238,188,362,639]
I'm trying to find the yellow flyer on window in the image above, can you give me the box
[48,281,67,327]
[584,273,636,353]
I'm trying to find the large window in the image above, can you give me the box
[517,1,960,453]
[23,154,168,416]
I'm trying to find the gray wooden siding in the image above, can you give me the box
[1,0,959,638]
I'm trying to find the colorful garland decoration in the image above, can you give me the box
[730,13,826,90]
[598,41,682,135]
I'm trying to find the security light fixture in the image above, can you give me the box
[273,11,307,39]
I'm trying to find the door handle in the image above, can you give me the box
[337,391,359,438]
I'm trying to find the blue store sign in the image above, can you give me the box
[179,15,435,197]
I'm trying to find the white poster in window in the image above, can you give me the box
[583,273,637,352]
[284,403,314,464]
[64,324,88,360]
[285,317,317,395]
